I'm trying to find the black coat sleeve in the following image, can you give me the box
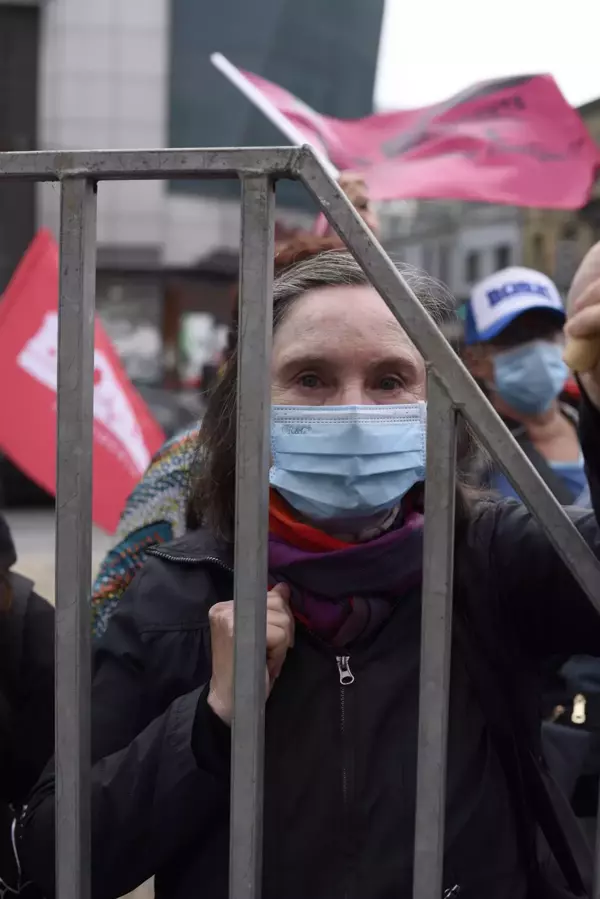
[3,590,55,805]
[18,565,231,899]
[488,388,600,659]
[0,589,54,894]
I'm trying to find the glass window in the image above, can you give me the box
[439,245,450,285]
[465,250,480,284]
[494,244,512,270]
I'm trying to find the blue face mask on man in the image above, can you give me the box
[269,402,427,522]
[492,340,568,416]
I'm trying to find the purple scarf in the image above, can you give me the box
[268,510,424,647]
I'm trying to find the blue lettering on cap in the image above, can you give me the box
[487,281,552,306]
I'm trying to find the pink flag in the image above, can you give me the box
[238,69,600,209]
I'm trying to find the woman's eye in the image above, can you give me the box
[298,373,322,389]
[379,376,402,391]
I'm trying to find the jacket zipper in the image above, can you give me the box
[336,655,355,899]
[336,656,355,819]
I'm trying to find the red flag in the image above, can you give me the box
[239,69,600,209]
[0,231,165,533]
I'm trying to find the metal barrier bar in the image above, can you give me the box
[0,147,300,182]
[413,376,457,899]
[55,177,97,899]
[230,174,275,899]
[295,150,600,607]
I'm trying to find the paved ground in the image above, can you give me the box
[5,508,113,601]
[5,510,153,899]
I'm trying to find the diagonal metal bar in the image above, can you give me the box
[0,147,301,182]
[295,146,600,608]
[413,375,457,899]
[55,177,97,899]
[230,174,275,899]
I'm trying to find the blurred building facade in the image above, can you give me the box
[380,200,522,305]
[0,0,41,294]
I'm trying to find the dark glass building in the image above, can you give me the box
[0,2,39,292]
[169,0,385,209]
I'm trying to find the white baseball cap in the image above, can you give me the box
[465,266,565,344]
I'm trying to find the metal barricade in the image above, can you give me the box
[1,145,599,899]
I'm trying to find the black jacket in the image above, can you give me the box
[19,398,600,899]
[0,579,54,808]
[0,514,54,810]
[0,523,54,893]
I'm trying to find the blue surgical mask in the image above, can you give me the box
[269,403,427,522]
[493,341,568,415]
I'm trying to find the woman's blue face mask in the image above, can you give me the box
[492,340,568,416]
[269,403,427,522]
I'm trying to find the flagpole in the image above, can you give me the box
[210,52,339,181]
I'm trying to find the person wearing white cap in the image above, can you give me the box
[465,265,598,836]
[463,266,589,506]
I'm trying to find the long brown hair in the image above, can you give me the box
[189,250,476,539]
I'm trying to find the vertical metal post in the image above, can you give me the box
[413,374,457,899]
[55,177,97,899]
[230,174,275,899]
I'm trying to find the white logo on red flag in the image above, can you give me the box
[17,312,151,474]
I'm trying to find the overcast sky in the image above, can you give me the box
[375,0,600,111]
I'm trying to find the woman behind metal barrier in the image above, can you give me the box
[89,175,379,641]
[0,514,53,897]
[18,251,600,899]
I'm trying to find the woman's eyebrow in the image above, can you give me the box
[276,352,418,374]
[369,353,417,368]
[276,352,332,372]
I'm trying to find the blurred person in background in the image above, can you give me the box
[332,171,379,234]
[464,257,600,841]
[462,266,587,506]
[548,240,600,841]
[90,174,380,639]
[0,513,53,897]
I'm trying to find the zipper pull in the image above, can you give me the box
[572,693,587,725]
[336,655,355,686]
[443,887,461,898]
